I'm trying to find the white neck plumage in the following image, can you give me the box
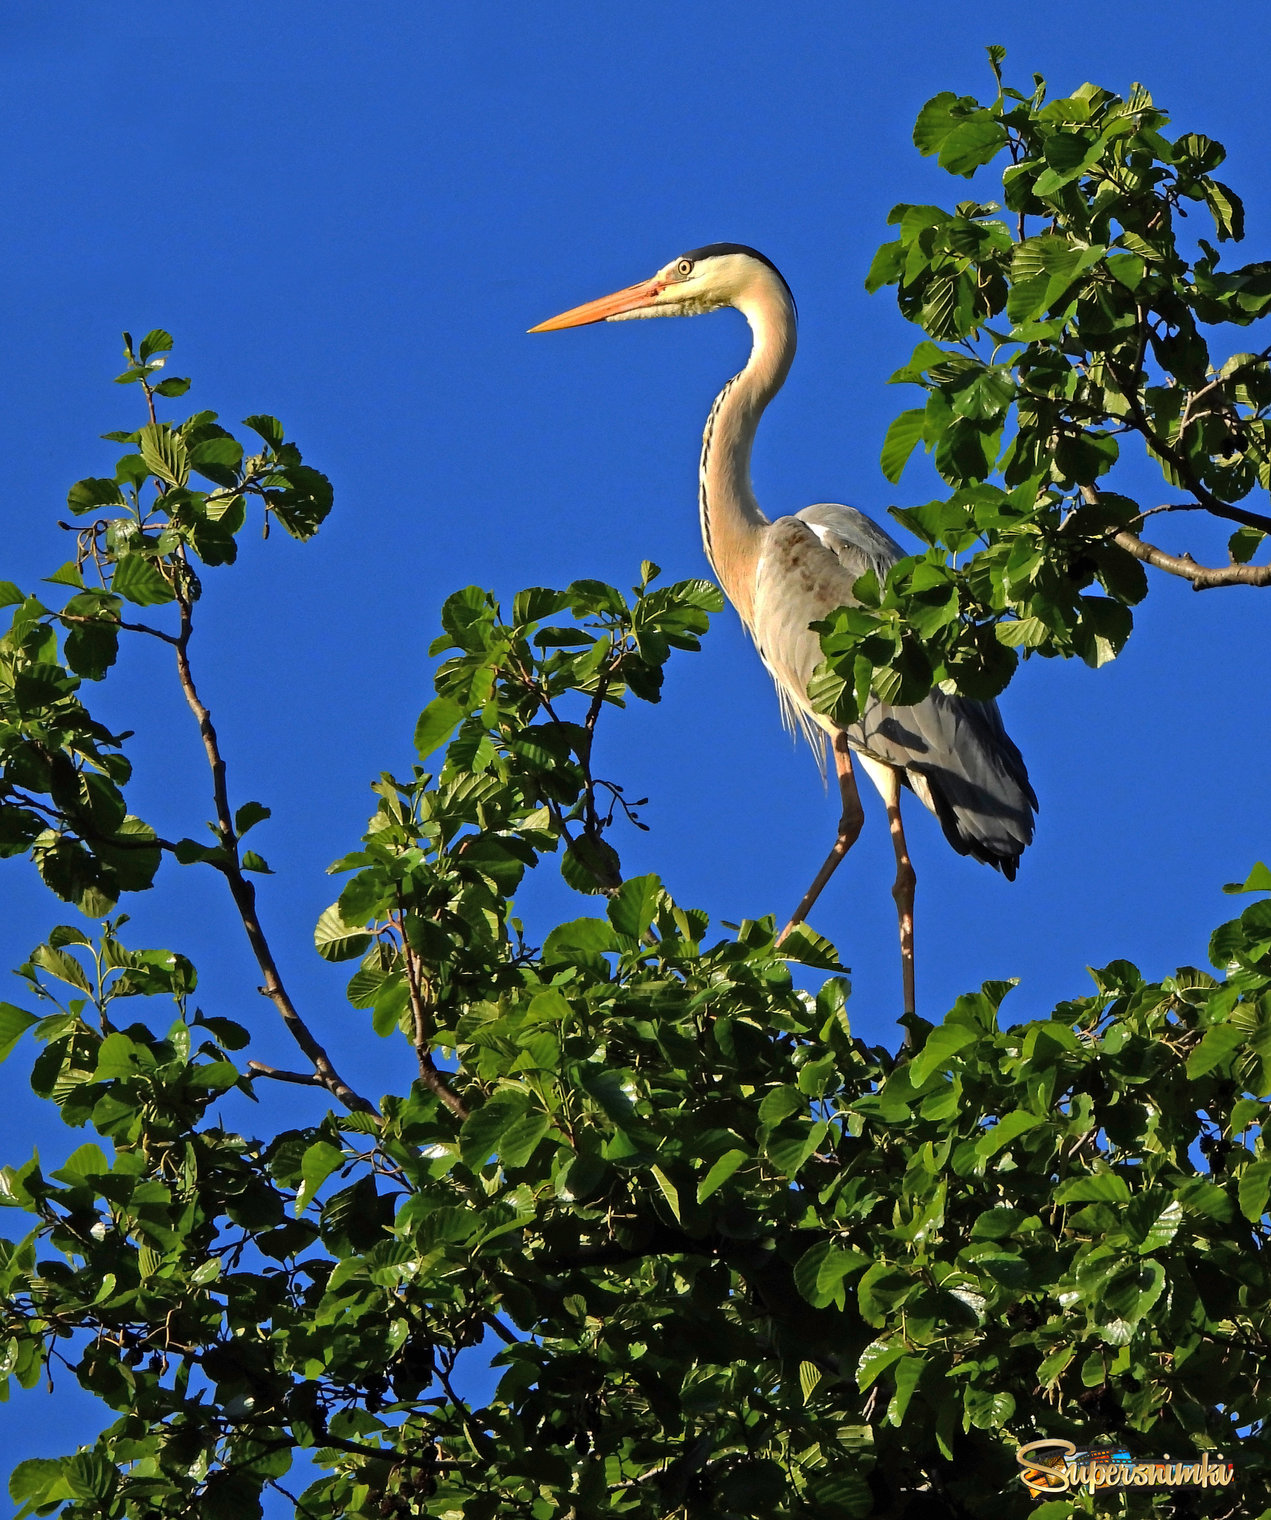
[697,276,797,630]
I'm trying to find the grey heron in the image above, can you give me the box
[530,244,1036,1014]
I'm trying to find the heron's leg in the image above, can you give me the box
[878,767,917,1016]
[777,732,864,944]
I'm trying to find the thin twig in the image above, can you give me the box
[1177,345,1271,442]
[171,579,376,1117]
[54,610,180,646]
[1,785,179,857]
[245,1061,324,1088]
[396,905,469,1120]
[316,1432,465,1471]
[434,1355,488,1454]
[1100,352,1271,533]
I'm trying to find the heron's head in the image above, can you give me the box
[529,243,794,332]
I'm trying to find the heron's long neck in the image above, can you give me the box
[698,288,795,630]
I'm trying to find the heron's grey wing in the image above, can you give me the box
[752,505,1038,876]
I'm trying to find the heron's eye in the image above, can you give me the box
[677,259,693,277]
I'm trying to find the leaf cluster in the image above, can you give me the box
[816,53,1271,721]
[0,335,331,914]
[8,834,1271,1515]
[4,160,1271,1520]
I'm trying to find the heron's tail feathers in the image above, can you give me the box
[852,693,1037,877]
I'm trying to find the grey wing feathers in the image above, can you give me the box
[751,504,1038,877]
[852,687,1037,878]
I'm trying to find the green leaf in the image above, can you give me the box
[1054,1171,1130,1204]
[607,874,661,940]
[9,1458,72,1510]
[880,409,926,483]
[64,614,120,680]
[975,1109,1044,1159]
[243,413,285,447]
[1239,1160,1271,1223]
[650,1165,681,1220]
[1224,862,1271,895]
[909,1023,977,1086]
[1203,178,1244,241]
[138,423,191,488]
[886,1354,923,1426]
[776,922,841,969]
[1186,1024,1243,1078]
[190,434,244,487]
[858,1261,917,1323]
[139,329,174,362]
[582,1068,641,1127]
[561,833,621,893]
[797,1239,871,1311]
[912,93,961,156]
[697,1148,747,1202]
[112,555,174,606]
[52,1143,110,1185]
[31,943,92,994]
[414,697,467,759]
[295,1140,345,1214]
[1229,525,1266,564]
[460,1089,531,1171]
[498,1111,550,1168]
[0,1004,37,1062]
[235,801,271,836]
[512,586,569,624]
[758,1085,802,1128]
[267,462,333,540]
[67,477,124,516]
[314,904,373,962]
[542,916,615,967]
[938,116,1008,176]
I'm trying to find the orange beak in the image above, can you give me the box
[528,277,665,332]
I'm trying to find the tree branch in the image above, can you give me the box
[171,580,376,1117]
[1081,485,1271,590]
[1113,531,1271,590]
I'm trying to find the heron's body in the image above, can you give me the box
[531,243,1036,1012]
[750,505,1035,876]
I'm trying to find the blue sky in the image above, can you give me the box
[3,0,1271,1498]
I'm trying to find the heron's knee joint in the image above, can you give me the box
[837,810,864,847]
[891,860,916,903]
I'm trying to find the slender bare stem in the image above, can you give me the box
[171,582,376,1116]
[55,610,180,646]
[1100,352,1271,533]
[317,1432,463,1471]
[394,899,468,1118]
[245,1061,323,1088]
[1137,498,1271,535]
[396,908,469,1120]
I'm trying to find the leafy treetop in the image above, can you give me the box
[1,56,1270,1520]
